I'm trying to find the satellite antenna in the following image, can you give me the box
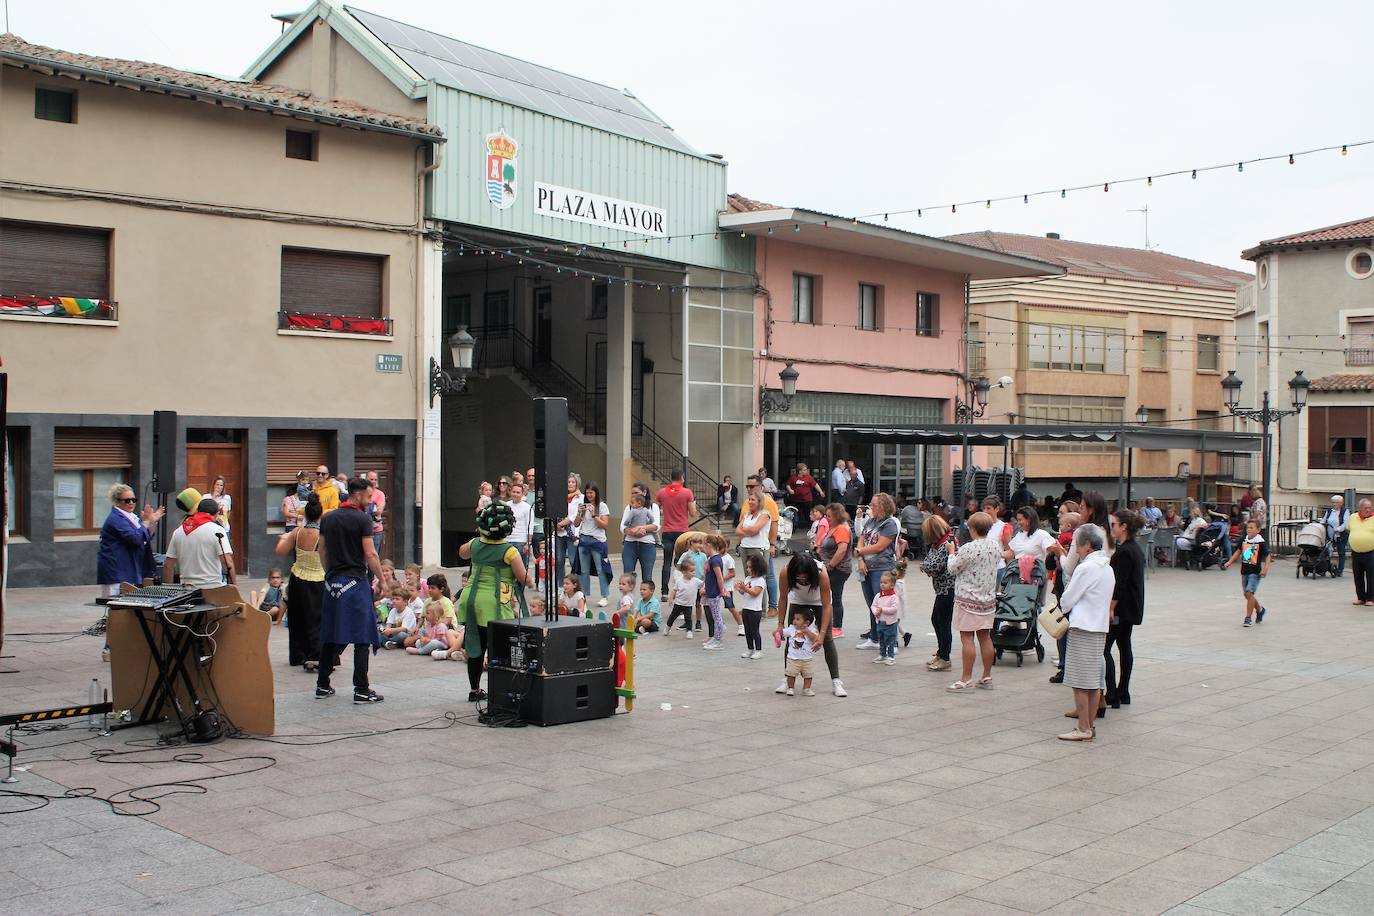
[1128,204,1152,249]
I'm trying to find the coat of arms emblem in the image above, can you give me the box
[486,129,518,210]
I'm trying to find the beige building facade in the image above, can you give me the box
[950,231,1250,502]
[1,34,442,585]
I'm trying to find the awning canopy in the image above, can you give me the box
[833,423,1263,453]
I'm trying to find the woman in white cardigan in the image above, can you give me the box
[1058,524,1114,742]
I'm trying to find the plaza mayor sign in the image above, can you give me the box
[534,182,667,237]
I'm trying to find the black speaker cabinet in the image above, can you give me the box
[488,667,616,726]
[152,410,177,494]
[488,616,613,675]
[532,398,568,522]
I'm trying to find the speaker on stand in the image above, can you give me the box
[533,398,568,621]
[151,410,177,558]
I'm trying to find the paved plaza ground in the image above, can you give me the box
[3,554,1374,915]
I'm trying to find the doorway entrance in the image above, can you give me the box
[185,433,245,573]
[356,436,400,563]
[533,286,553,366]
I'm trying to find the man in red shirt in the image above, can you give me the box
[656,470,697,598]
[785,463,824,514]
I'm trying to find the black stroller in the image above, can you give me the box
[1188,521,1229,570]
[992,559,1046,666]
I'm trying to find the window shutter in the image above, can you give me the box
[266,430,330,485]
[280,248,383,319]
[53,428,132,469]
[0,220,110,298]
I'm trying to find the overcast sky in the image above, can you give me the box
[9,0,1371,271]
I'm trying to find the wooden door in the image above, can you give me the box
[186,443,245,573]
[356,448,397,563]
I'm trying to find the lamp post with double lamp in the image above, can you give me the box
[954,375,1009,511]
[1220,369,1310,514]
[429,326,476,407]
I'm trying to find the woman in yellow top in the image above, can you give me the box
[1348,498,1374,605]
[275,492,323,671]
[458,502,533,702]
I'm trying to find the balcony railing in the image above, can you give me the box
[1347,348,1374,367]
[279,310,392,336]
[1214,452,1254,481]
[1310,452,1374,470]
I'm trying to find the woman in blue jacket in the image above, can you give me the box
[97,483,163,595]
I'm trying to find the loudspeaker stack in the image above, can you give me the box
[486,617,617,726]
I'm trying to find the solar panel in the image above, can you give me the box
[347,6,695,153]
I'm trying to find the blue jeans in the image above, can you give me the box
[876,620,899,658]
[766,553,778,611]
[556,534,575,584]
[622,540,656,586]
[859,567,886,638]
[578,542,612,598]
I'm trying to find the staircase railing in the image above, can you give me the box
[473,325,718,500]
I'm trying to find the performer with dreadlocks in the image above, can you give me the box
[459,502,534,702]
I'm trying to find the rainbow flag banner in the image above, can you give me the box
[0,295,112,318]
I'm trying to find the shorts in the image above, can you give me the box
[1242,573,1262,595]
[784,657,815,679]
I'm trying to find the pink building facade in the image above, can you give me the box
[721,196,1059,504]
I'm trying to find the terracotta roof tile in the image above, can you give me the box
[1310,373,1374,392]
[1242,216,1374,259]
[726,192,779,213]
[944,230,1251,290]
[0,32,442,139]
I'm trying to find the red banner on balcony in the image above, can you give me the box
[284,312,388,335]
[0,295,111,318]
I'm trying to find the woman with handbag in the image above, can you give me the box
[919,514,956,671]
[1057,524,1114,741]
[1106,510,1146,708]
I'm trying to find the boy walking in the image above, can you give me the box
[1223,519,1271,627]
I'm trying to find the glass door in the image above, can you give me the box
[876,443,922,503]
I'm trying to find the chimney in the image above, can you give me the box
[1045,232,1061,240]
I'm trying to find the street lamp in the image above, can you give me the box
[1135,404,1150,426]
[1220,369,1309,513]
[760,361,800,415]
[429,326,476,407]
[954,375,996,422]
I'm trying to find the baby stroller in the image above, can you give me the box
[992,558,1046,667]
[1296,521,1334,578]
[1188,521,1228,570]
[777,506,798,555]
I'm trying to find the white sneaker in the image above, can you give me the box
[704,639,724,650]
[685,629,695,639]
[855,639,877,649]
[884,657,896,666]
[873,656,887,664]
[832,678,848,697]
[786,688,795,696]
[775,681,788,694]
[432,651,448,661]
[597,597,608,608]
[737,624,745,636]
[803,688,816,696]
[750,651,763,660]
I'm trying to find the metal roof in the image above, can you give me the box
[345,6,695,154]
[834,424,1262,452]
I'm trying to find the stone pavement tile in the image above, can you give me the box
[932,841,1049,881]
[1000,822,1107,857]
[544,880,693,915]
[617,807,731,839]
[778,889,916,915]
[802,813,917,848]
[1183,876,1314,915]
[216,872,320,905]
[1241,852,1357,892]
[430,847,566,886]
[1240,810,1340,841]
[0,872,39,898]
[1036,845,1152,883]
[277,861,375,893]
[856,864,987,909]
[1299,878,1374,915]
[87,884,249,916]
[690,790,794,819]
[1347,861,1374,885]
[903,817,1011,853]
[729,835,850,871]
[8,877,149,916]
[867,796,967,828]
[444,821,561,855]
[525,825,645,862]
[114,858,262,897]
[746,860,877,901]
[232,897,361,916]
[638,856,772,899]
[236,836,369,873]
[825,839,949,877]
[632,829,750,866]
[1144,805,1252,838]
[918,894,1030,915]
[1187,827,1303,863]
[326,867,471,912]
[847,779,942,805]
[537,851,669,892]
[1097,824,1198,859]
[428,874,572,913]
[710,811,825,844]
[776,793,882,824]
[1130,849,1251,888]
[909,765,995,789]
[965,865,1092,912]
[1074,873,1205,914]
[1288,831,1374,866]
[659,884,796,915]
[513,802,635,835]
[0,815,91,848]
[252,810,376,844]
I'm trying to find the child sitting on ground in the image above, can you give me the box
[780,608,820,696]
[403,563,423,593]
[381,584,418,649]
[664,557,702,637]
[558,574,587,617]
[258,569,286,623]
[871,571,901,665]
[527,594,547,618]
[617,574,637,617]
[631,580,660,633]
[374,559,397,599]
[406,600,450,659]
[423,573,464,659]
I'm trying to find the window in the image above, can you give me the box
[1142,330,1167,369]
[1197,409,1221,431]
[1025,321,1125,373]
[792,274,815,324]
[1349,249,1374,280]
[967,321,985,373]
[5,430,25,536]
[285,129,318,161]
[1019,395,1124,451]
[35,87,75,123]
[1308,406,1374,470]
[1258,259,1269,289]
[280,247,384,320]
[687,280,754,423]
[485,290,512,327]
[52,428,134,534]
[444,294,471,332]
[916,292,938,337]
[0,219,110,299]
[858,283,879,331]
[589,283,608,320]
[266,430,330,529]
[1348,317,1374,366]
[1197,334,1220,371]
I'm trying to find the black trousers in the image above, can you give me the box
[828,568,850,629]
[285,577,322,667]
[1354,551,1374,602]
[318,642,369,692]
[743,609,763,651]
[1104,622,1134,698]
[931,592,954,661]
[466,625,489,691]
[665,603,694,631]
